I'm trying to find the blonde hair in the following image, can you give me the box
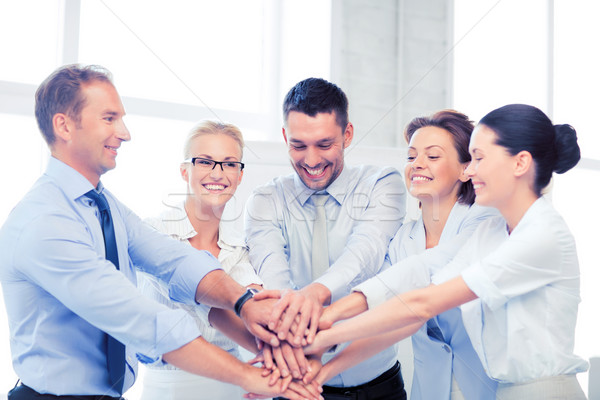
[183,120,245,159]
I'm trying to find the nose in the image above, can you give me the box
[411,154,425,169]
[210,163,224,178]
[304,146,322,168]
[115,119,131,142]
[465,161,475,177]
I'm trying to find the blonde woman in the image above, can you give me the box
[138,121,263,400]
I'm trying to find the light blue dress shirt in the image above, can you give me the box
[0,157,221,396]
[356,203,497,400]
[433,198,589,385]
[245,164,406,387]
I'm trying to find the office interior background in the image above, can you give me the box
[1,0,599,398]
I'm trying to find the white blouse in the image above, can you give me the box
[433,197,588,383]
[137,203,262,370]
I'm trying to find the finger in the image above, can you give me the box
[286,381,321,400]
[281,374,293,393]
[268,366,281,385]
[281,342,301,379]
[306,303,322,345]
[253,289,281,301]
[251,323,280,347]
[292,345,309,376]
[293,299,314,346]
[268,293,293,331]
[272,345,289,378]
[276,298,302,340]
[262,344,274,370]
[246,353,264,366]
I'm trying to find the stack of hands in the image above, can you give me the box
[239,286,339,400]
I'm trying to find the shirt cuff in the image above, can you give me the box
[353,279,388,309]
[136,308,201,362]
[461,264,509,311]
[314,273,344,303]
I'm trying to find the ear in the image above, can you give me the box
[180,163,190,183]
[343,123,354,149]
[237,169,244,185]
[282,127,288,145]
[52,113,73,142]
[458,163,470,183]
[513,150,533,177]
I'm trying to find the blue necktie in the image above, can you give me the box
[85,189,126,394]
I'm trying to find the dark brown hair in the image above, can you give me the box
[405,109,475,205]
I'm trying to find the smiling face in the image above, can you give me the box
[405,126,469,205]
[283,111,353,191]
[181,133,243,211]
[466,125,516,209]
[60,81,130,185]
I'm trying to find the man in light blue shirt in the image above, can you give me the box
[245,78,407,399]
[0,65,318,400]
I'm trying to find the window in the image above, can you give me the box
[454,0,600,393]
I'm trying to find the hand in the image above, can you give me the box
[303,330,331,356]
[243,375,323,400]
[301,355,323,385]
[240,297,281,347]
[258,287,324,347]
[318,305,336,331]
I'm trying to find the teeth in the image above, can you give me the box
[204,184,225,190]
[473,183,483,190]
[412,176,431,181]
[306,167,324,176]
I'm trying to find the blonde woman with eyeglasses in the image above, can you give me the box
[137,120,264,400]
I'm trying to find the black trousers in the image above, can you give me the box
[275,361,406,400]
[8,383,122,400]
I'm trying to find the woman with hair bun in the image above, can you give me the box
[306,104,588,399]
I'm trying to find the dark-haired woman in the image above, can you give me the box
[306,104,588,399]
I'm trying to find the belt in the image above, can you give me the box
[8,383,123,400]
[321,361,406,400]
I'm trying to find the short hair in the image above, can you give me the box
[282,78,349,130]
[479,104,580,196]
[405,110,476,205]
[183,120,245,160]
[35,64,114,146]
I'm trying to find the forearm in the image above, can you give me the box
[324,292,368,324]
[318,277,476,349]
[318,323,422,384]
[208,308,259,353]
[163,336,253,388]
[195,269,245,309]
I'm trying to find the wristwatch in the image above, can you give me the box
[234,288,259,317]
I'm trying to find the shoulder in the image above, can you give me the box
[144,203,189,235]
[352,164,402,183]
[513,198,575,251]
[251,173,296,195]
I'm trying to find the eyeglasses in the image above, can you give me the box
[185,157,245,172]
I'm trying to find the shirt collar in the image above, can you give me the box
[171,201,246,248]
[293,165,351,206]
[45,156,97,201]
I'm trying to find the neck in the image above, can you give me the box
[184,197,221,244]
[420,195,458,249]
[497,191,539,234]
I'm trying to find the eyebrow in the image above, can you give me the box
[194,154,240,161]
[408,145,445,151]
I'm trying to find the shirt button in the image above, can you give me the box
[443,345,451,353]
